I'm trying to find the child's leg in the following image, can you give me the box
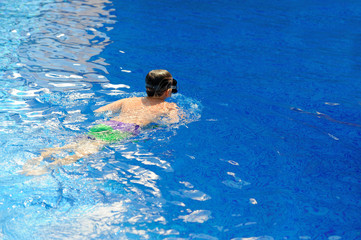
[49,139,104,166]
[22,139,105,175]
[40,142,79,158]
[22,142,79,171]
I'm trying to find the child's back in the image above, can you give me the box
[108,97,179,127]
[96,69,179,127]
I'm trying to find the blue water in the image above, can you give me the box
[1,0,361,239]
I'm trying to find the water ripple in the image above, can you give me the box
[0,0,208,239]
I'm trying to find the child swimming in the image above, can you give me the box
[22,69,180,175]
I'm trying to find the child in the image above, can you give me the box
[22,69,180,175]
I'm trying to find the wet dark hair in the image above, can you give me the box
[145,69,173,97]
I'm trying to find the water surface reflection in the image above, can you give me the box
[0,0,207,239]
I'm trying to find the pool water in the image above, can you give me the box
[1,0,361,239]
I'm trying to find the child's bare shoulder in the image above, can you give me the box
[122,96,141,101]
[121,97,142,104]
[165,102,179,109]
[160,102,179,115]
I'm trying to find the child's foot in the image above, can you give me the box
[21,157,49,176]
[21,167,49,176]
[22,156,43,169]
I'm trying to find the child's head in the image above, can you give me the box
[145,69,174,97]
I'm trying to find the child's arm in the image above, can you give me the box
[94,99,124,113]
[165,103,180,124]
